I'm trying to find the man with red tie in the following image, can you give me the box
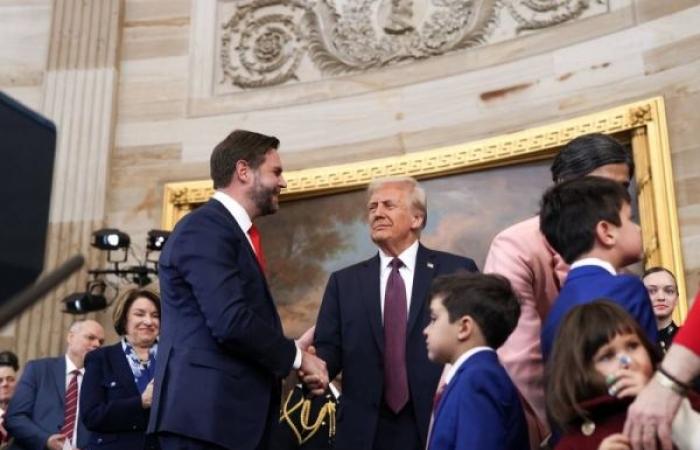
[5,320,105,450]
[314,176,478,450]
[149,130,328,450]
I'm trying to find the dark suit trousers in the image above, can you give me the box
[157,388,278,450]
[372,401,422,450]
[158,433,228,450]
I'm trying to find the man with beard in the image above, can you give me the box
[314,176,478,450]
[149,130,328,450]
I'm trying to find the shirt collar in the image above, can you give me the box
[444,346,493,385]
[378,239,419,272]
[570,257,617,275]
[212,190,252,233]
[64,354,84,376]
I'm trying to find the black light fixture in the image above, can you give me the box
[146,229,170,251]
[62,280,109,314]
[91,228,130,250]
[62,227,170,314]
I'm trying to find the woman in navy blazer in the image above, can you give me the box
[80,289,161,450]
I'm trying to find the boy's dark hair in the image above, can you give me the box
[429,273,520,349]
[112,288,161,336]
[551,133,634,183]
[539,176,632,264]
[546,300,661,431]
[642,266,677,284]
[0,350,18,371]
[210,130,280,189]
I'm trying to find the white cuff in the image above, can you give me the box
[292,344,302,370]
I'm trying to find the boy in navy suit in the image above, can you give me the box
[539,176,657,360]
[423,273,528,450]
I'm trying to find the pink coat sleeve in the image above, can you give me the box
[484,216,568,426]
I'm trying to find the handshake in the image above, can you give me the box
[295,326,329,396]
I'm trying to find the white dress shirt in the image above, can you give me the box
[444,346,493,386]
[378,240,419,322]
[64,355,84,446]
[212,190,302,369]
[570,257,616,275]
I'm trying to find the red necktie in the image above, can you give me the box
[432,382,446,413]
[383,258,409,413]
[60,370,80,441]
[247,224,267,272]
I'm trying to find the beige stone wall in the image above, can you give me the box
[2,0,700,357]
[112,0,700,303]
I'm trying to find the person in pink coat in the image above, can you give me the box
[483,133,635,443]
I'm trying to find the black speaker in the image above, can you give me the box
[0,91,57,303]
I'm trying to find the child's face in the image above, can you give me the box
[643,270,678,322]
[614,202,643,267]
[592,332,653,383]
[423,296,460,364]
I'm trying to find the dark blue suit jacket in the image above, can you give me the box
[80,343,158,450]
[5,357,90,450]
[147,199,296,450]
[429,351,529,450]
[314,244,477,450]
[541,265,658,360]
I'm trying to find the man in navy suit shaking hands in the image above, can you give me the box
[149,130,328,450]
[314,176,478,450]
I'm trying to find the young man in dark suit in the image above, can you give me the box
[149,130,328,450]
[314,176,478,450]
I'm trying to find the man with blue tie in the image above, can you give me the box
[314,176,478,450]
[149,130,328,450]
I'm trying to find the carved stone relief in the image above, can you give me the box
[217,0,609,92]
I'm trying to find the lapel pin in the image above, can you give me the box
[427,262,434,269]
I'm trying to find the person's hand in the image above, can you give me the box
[298,350,328,396]
[296,326,315,352]
[607,368,649,399]
[599,433,631,450]
[141,380,154,408]
[623,374,682,450]
[0,413,6,440]
[45,433,65,450]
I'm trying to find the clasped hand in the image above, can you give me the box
[298,346,329,396]
[295,326,328,395]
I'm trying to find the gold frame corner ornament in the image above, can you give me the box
[162,96,687,321]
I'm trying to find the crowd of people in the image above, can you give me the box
[0,130,698,450]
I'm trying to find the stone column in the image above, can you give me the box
[14,0,122,362]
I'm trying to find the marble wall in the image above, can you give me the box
[2,0,699,357]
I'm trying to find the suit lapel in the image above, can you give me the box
[52,357,66,406]
[360,254,384,352]
[107,343,140,396]
[209,200,278,318]
[408,244,434,335]
[434,359,466,422]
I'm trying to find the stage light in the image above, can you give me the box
[62,292,108,314]
[91,229,130,251]
[62,280,109,314]
[146,230,170,251]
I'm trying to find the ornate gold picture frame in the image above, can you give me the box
[162,96,687,322]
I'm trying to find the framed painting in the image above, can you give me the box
[161,97,686,337]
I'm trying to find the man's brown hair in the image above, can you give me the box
[210,130,279,189]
